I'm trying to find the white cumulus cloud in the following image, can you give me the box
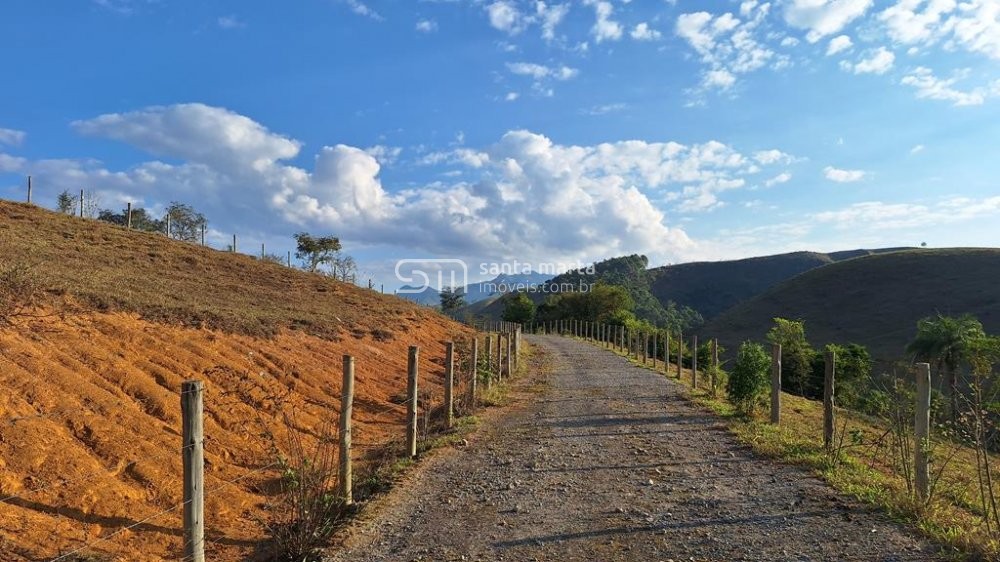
[583,0,623,43]
[826,34,854,55]
[783,0,873,43]
[631,22,662,41]
[841,46,895,74]
[0,128,26,146]
[824,165,867,182]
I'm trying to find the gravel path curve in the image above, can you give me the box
[327,335,943,562]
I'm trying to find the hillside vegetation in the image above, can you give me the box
[703,248,1000,362]
[0,201,472,561]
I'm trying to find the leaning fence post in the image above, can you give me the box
[181,381,205,562]
[444,342,455,429]
[915,362,931,500]
[339,355,355,505]
[406,346,419,458]
[691,335,699,389]
[824,349,836,450]
[771,343,782,424]
[470,336,479,410]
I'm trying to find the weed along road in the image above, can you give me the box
[328,336,941,562]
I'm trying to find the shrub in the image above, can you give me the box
[0,263,42,324]
[727,341,771,415]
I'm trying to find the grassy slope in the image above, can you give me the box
[703,248,1000,362]
[0,200,446,339]
[0,201,475,561]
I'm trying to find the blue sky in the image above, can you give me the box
[1,0,999,287]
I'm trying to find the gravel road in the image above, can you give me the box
[327,335,943,562]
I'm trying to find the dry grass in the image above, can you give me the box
[618,345,998,560]
[0,201,438,339]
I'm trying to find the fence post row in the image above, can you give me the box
[915,362,931,500]
[339,356,355,505]
[181,381,206,562]
[823,350,836,450]
[406,346,419,458]
[771,343,782,425]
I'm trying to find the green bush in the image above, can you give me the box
[727,341,771,415]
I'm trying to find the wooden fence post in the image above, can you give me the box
[166,213,171,238]
[339,355,355,505]
[711,338,718,393]
[486,335,494,389]
[470,336,479,410]
[79,189,84,218]
[676,331,683,379]
[126,202,133,230]
[506,332,513,377]
[444,342,455,429]
[232,234,237,253]
[498,332,505,382]
[406,346,419,458]
[26,176,32,203]
[652,333,658,369]
[691,336,698,389]
[824,350,836,450]
[915,362,931,500]
[642,333,648,364]
[665,332,670,373]
[771,343,782,424]
[181,381,205,562]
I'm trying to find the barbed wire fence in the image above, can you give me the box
[0,322,525,561]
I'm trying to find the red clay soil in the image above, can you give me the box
[0,310,472,562]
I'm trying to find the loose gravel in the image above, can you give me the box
[327,335,944,562]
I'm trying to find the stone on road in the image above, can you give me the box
[328,335,942,562]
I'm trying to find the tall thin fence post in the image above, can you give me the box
[665,332,670,373]
[677,331,683,379]
[824,350,836,450]
[406,346,419,458]
[915,362,931,500]
[181,381,205,562]
[79,189,84,218]
[232,234,237,253]
[652,333,658,369]
[470,336,479,411]
[166,213,172,238]
[444,342,455,429]
[711,338,718,393]
[506,332,512,377]
[771,343,782,424]
[339,355,355,505]
[497,332,505,382]
[642,333,648,364]
[691,335,699,388]
[26,176,32,203]
[126,202,133,230]
[487,335,495,389]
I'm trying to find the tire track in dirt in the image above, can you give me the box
[328,335,943,562]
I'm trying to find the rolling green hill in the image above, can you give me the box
[701,248,1000,362]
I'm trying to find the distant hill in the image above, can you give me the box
[469,249,910,325]
[649,248,911,321]
[702,248,1000,362]
[400,272,552,306]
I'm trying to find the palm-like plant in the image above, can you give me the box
[906,314,986,421]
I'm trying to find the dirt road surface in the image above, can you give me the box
[327,335,943,562]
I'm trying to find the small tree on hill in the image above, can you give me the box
[727,341,771,415]
[294,233,341,273]
[502,293,536,324]
[439,286,465,314]
[165,202,207,242]
[56,190,76,215]
[907,314,986,421]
